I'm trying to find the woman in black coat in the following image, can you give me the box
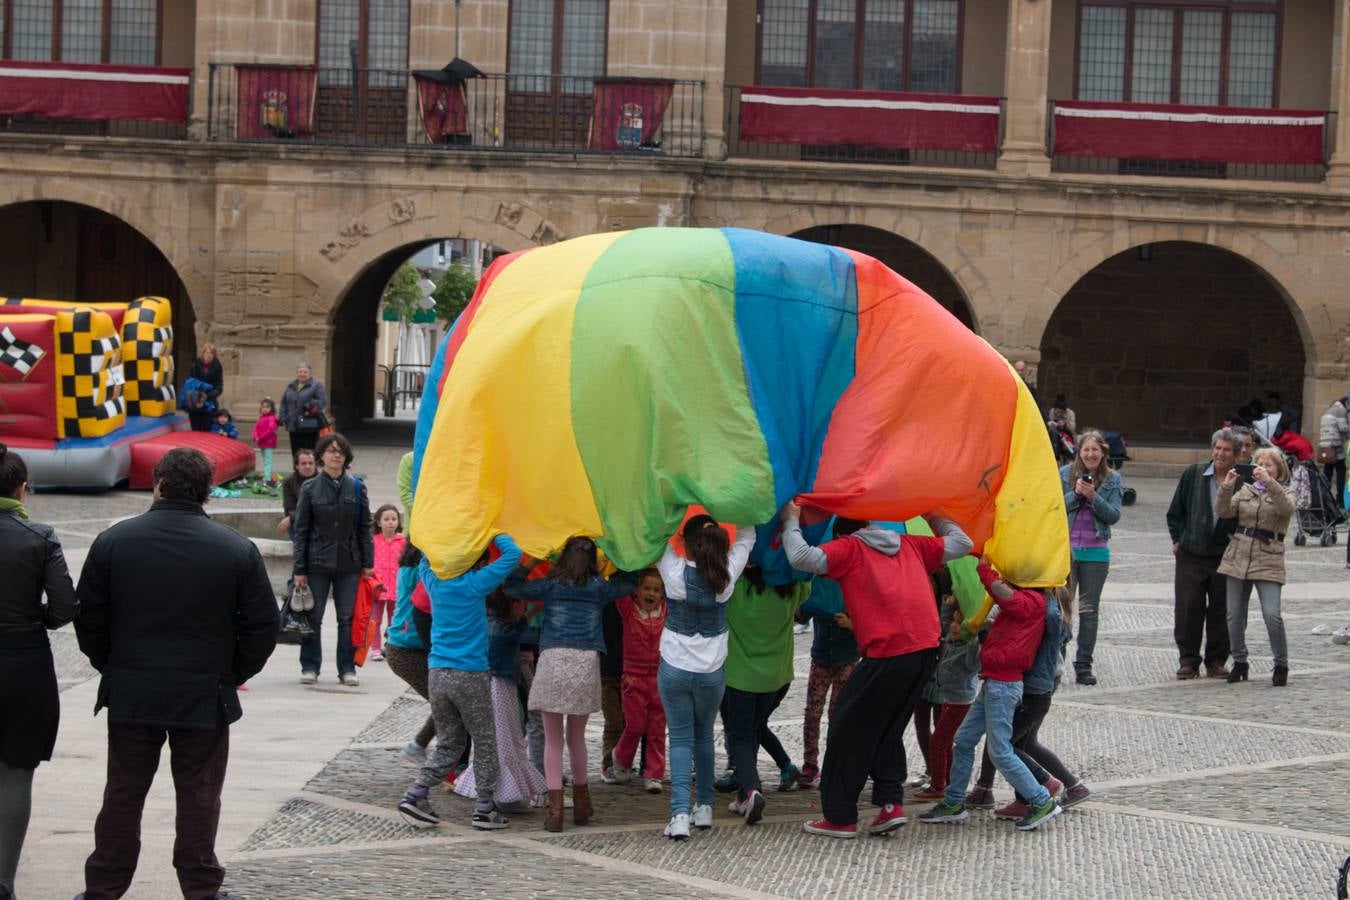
[185,342,224,432]
[279,361,329,457]
[0,444,79,898]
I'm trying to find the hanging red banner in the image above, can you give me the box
[0,60,189,122]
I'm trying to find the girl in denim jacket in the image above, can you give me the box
[1060,430,1123,686]
[503,538,636,832]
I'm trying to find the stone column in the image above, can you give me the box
[1327,0,1350,189]
[996,0,1053,176]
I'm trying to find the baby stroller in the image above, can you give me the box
[1290,458,1341,546]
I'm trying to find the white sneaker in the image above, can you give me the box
[402,741,427,764]
[664,813,691,840]
[1333,625,1350,645]
[793,621,810,635]
[299,671,317,685]
[369,649,384,661]
[728,796,745,814]
[612,765,635,785]
[1311,624,1332,635]
[692,804,713,829]
[339,672,360,687]
[645,778,662,794]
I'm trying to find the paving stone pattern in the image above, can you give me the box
[239,798,438,850]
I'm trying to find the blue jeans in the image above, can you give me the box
[299,571,359,677]
[944,679,1049,807]
[657,659,724,817]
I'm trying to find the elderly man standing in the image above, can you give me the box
[75,448,278,900]
[1166,429,1239,680]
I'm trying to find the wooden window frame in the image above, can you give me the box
[752,0,965,93]
[504,0,611,80]
[0,0,163,64]
[314,0,411,72]
[1072,0,1283,107]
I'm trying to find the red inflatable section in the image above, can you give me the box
[129,431,255,489]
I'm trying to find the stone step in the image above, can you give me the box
[1113,444,1209,481]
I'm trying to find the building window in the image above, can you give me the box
[1,0,158,64]
[1076,1,1280,107]
[508,0,607,92]
[317,0,409,87]
[757,0,961,92]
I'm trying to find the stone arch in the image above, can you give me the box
[0,179,207,317]
[1039,239,1309,443]
[788,222,981,332]
[1042,224,1317,363]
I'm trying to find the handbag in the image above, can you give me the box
[1318,445,1338,464]
[277,599,315,645]
[296,414,325,431]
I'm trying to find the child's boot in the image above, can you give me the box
[545,789,565,832]
[573,782,593,825]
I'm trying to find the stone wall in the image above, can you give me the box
[1038,242,1306,443]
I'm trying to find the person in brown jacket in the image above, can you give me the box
[1216,447,1295,686]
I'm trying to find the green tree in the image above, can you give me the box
[380,262,425,322]
[432,261,479,323]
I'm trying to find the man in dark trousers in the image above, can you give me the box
[781,503,972,839]
[1166,428,1239,680]
[74,448,278,900]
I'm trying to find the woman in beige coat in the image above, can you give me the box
[1216,447,1295,686]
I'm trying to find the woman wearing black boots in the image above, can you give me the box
[1215,448,1294,687]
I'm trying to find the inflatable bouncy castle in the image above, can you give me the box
[0,297,254,489]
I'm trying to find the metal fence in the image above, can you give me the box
[723,86,999,170]
[377,363,430,417]
[207,64,705,158]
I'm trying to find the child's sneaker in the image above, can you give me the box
[742,789,765,825]
[368,649,384,662]
[1061,782,1092,809]
[397,789,440,828]
[994,799,1030,820]
[664,813,691,840]
[402,741,427,765]
[471,807,510,830]
[1044,777,1064,800]
[600,767,619,784]
[714,769,738,793]
[644,778,662,794]
[918,800,969,824]
[692,804,713,829]
[964,785,995,809]
[911,785,946,801]
[1014,797,1062,831]
[611,765,634,785]
[802,818,857,839]
[797,771,819,790]
[868,803,907,835]
[778,763,801,792]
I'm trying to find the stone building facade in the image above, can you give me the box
[2,0,1349,444]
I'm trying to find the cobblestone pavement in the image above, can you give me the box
[22,471,1350,897]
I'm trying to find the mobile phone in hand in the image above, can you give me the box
[1235,464,1255,484]
[1082,474,1093,484]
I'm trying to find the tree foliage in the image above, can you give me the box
[432,261,479,323]
[380,262,426,322]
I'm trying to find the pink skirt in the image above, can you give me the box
[454,676,546,804]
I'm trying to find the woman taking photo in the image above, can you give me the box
[0,444,79,899]
[279,361,329,457]
[1060,430,1122,686]
[184,343,224,432]
[292,433,374,687]
[1217,447,1296,686]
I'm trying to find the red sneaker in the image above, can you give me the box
[994,799,1030,820]
[911,786,945,801]
[1044,777,1064,800]
[802,818,857,839]
[868,803,908,834]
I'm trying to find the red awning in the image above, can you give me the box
[0,60,189,122]
[738,86,1000,153]
[1052,100,1325,166]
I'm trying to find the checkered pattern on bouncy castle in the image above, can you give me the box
[0,325,45,377]
[121,297,176,416]
[54,309,125,439]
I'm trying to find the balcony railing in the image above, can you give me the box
[1048,99,1330,183]
[206,63,704,157]
[725,85,1000,170]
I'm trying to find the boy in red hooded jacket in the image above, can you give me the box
[919,560,1062,832]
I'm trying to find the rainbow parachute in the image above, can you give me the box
[410,228,1068,586]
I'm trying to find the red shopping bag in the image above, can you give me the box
[351,574,385,667]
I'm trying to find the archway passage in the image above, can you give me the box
[329,238,505,431]
[1039,241,1306,444]
[0,200,196,372]
[792,224,976,331]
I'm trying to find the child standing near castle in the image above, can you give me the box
[252,397,279,481]
[913,599,980,801]
[798,576,858,791]
[611,569,668,792]
[369,504,405,662]
[211,408,237,439]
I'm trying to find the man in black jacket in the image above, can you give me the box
[74,448,278,900]
[1165,428,1239,680]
